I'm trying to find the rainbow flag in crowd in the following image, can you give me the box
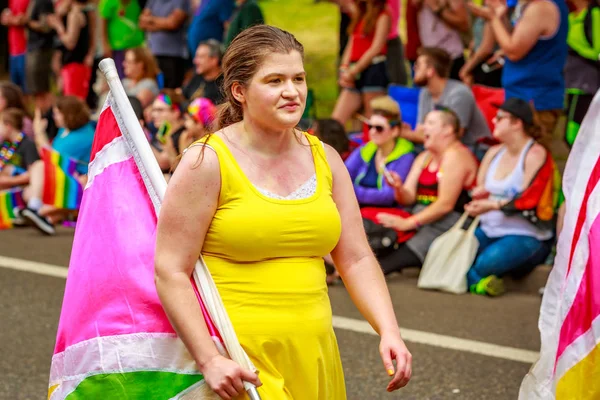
[519,90,600,399]
[41,147,83,210]
[0,188,25,229]
[49,59,256,399]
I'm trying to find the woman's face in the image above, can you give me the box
[492,111,515,142]
[368,114,398,147]
[53,107,65,128]
[0,120,8,141]
[239,50,307,132]
[184,114,206,140]
[151,98,179,127]
[123,51,142,80]
[423,110,452,151]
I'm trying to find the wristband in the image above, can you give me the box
[412,216,422,229]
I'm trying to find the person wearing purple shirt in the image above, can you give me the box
[345,96,415,207]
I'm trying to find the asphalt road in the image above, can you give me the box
[0,226,542,400]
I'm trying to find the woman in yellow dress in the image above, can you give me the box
[154,25,412,399]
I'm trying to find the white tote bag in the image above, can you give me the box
[417,212,480,294]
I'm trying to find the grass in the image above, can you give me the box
[259,0,341,118]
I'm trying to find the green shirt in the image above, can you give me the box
[224,0,264,47]
[99,0,145,51]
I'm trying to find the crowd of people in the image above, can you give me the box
[0,0,599,297]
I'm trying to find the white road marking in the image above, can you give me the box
[0,256,539,364]
[0,256,68,279]
[332,315,539,364]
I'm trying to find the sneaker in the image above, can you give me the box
[470,275,505,297]
[11,207,27,227]
[20,207,56,235]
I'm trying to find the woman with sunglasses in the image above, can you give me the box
[345,96,415,207]
[376,107,478,274]
[464,98,554,296]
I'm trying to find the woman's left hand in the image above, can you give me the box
[33,108,48,137]
[465,199,499,216]
[379,331,412,392]
[377,213,415,232]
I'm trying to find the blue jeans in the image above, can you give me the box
[10,54,26,91]
[467,228,553,287]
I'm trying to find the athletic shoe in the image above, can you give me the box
[470,275,505,297]
[20,207,56,235]
[11,207,27,227]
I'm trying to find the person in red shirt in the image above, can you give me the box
[332,0,392,125]
[1,0,30,91]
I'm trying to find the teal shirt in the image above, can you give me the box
[224,0,264,47]
[52,123,96,175]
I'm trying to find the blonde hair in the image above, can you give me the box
[371,96,401,121]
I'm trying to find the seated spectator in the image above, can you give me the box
[139,0,191,89]
[0,108,40,192]
[224,0,264,48]
[122,47,161,108]
[178,97,217,152]
[98,0,145,79]
[310,118,351,160]
[181,39,225,105]
[414,0,470,79]
[22,96,96,234]
[0,82,33,137]
[406,47,491,153]
[187,0,234,56]
[375,107,478,274]
[150,90,187,171]
[345,96,415,207]
[465,98,554,296]
[470,0,568,149]
[47,0,94,100]
[331,0,391,125]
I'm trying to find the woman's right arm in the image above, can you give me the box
[155,146,260,399]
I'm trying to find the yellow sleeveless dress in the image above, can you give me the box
[200,132,347,399]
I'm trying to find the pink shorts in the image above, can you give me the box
[61,63,91,100]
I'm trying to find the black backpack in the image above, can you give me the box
[362,218,399,258]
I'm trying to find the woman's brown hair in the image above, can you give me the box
[216,25,304,130]
[1,108,25,132]
[0,82,30,117]
[56,96,90,131]
[348,0,388,37]
[127,47,160,80]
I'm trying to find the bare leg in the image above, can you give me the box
[331,89,363,125]
[25,161,45,205]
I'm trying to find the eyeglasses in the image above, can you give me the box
[367,120,399,133]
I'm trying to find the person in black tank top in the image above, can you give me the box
[48,0,93,100]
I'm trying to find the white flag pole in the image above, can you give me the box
[98,58,261,400]
[98,58,168,201]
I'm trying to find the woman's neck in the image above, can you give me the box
[169,120,184,132]
[377,140,396,159]
[238,118,297,157]
[504,133,531,156]
[429,137,459,161]
[7,129,22,143]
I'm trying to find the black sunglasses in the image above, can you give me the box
[367,121,399,133]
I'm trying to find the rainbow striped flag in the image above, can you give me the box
[0,188,25,229]
[519,90,600,399]
[41,147,83,210]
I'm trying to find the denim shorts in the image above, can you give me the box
[9,54,26,91]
